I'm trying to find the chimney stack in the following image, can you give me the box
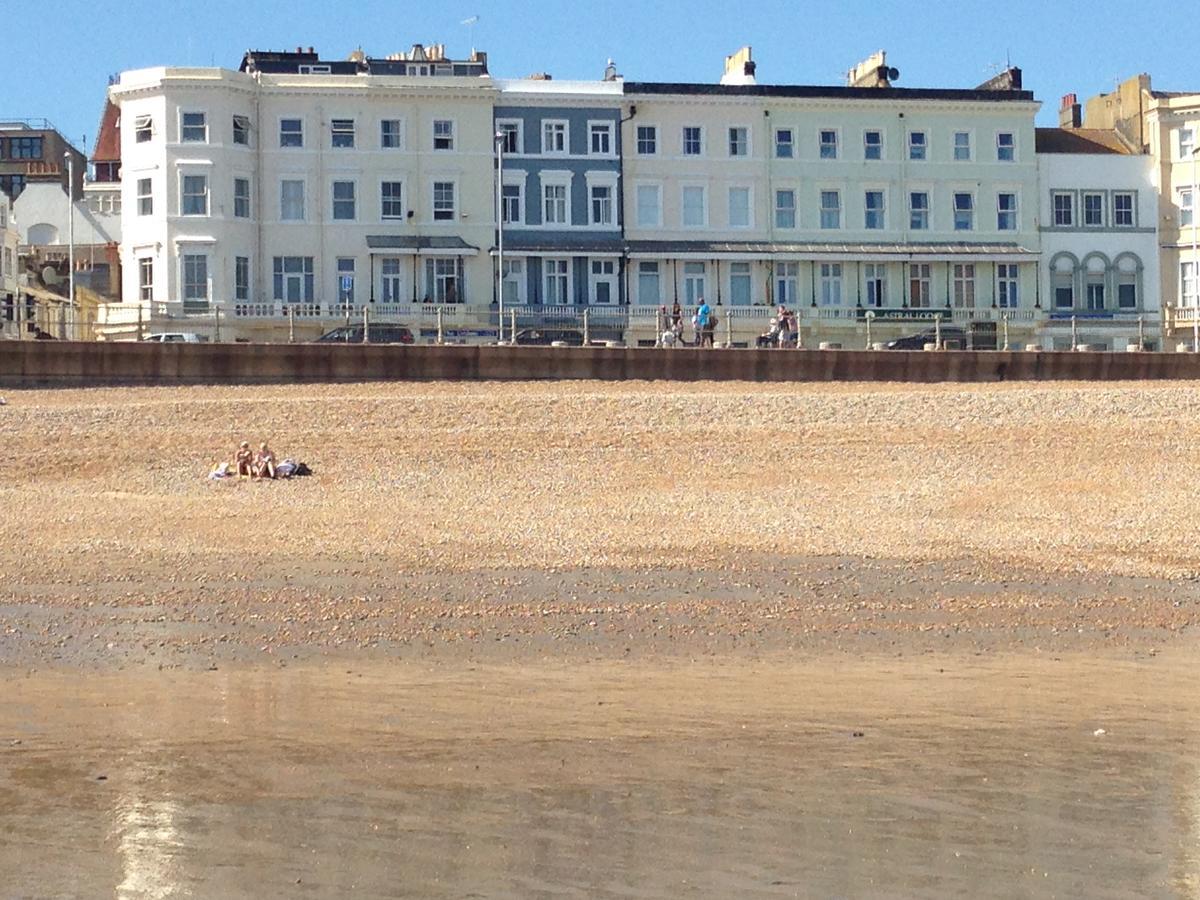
[1060,93,1082,129]
[846,51,898,88]
[720,47,756,86]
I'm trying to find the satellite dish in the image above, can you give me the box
[41,266,62,286]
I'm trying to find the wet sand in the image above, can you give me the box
[3,653,1198,899]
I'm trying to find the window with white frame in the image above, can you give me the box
[1183,261,1198,307]
[332,181,356,221]
[1053,257,1074,309]
[591,259,618,304]
[180,111,207,143]
[997,192,1017,231]
[137,177,152,216]
[381,181,403,219]
[181,174,208,216]
[1086,268,1106,311]
[542,120,568,154]
[909,191,929,230]
[683,262,706,305]
[638,261,660,305]
[381,257,404,302]
[496,120,520,154]
[273,256,314,303]
[776,261,799,305]
[820,263,843,306]
[1053,192,1074,226]
[997,131,1015,161]
[590,122,613,155]
[433,120,454,151]
[636,184,661,228]
[1117,258,1138,310]
[1180,126,1195,160]
[909,130,927,160]
[591,183,614,226]
[997,264,1020,308]
[337,257,355,303]
[544,258,570,304]
[1178,187,1194,227]
[953,192,974,231]
[543,182,568,225]
[1113,192,1136,227]
[138,257,153,301]
[864,130,883,160]
[381,119,404,150]
[775,128,794,158]
[775,189,796,229]
[636,125,657,155]
[502,258,525,304]
[331,118,355,148]
[683,126,703,156]
[233,115,250,146]
[182,253,208,309]
[433,181,456,221]
[953,263,975,308]
[819,129,838,159]
[501,182,522,224]
[235,256,250,301]
[134,115,153,143]
[820,190,841,229]
[682,186,706,227]
[729,187,750,228]
[1083,192,1104,227]
[909,264,932,308]
[234,177,251,219]
[865,190,885,229]
[953,131,971,161]
[279,118,303,148]
[864,263,887,307]
[729,262,752,305]
[280,179,305,221]
[729,127,748,157]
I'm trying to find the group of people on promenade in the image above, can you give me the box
[659,302,798,349]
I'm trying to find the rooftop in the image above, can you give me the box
[1035,128,1136,155]
[622,82,1036,103]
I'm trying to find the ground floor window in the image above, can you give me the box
[820,263,842,306]
[683,262,706,305]
[425,257,461,303]
[1085,279,1105,311]
[337,257,355,304]
[235,256,250,301]
[864,263,886,307]
[590,259,618,304]
[544,259,570,305]
[729,262,752,305]
[638,261,660,305]
[1183,261,1198,308]
[381,257,404,303]
[953,264,975,308]
[273,256,314,303]
[775,262,799,306]
[182,254,208,312]
[908,263,932,308]
[996,264,1020,309]
[138,257,154,302]
[502,258,525,304]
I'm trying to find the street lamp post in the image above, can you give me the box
[495,131,506,344]
[65,151,76,337]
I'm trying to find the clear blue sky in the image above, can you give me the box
[2,0,1190,156]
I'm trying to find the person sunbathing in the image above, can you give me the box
[235,441,254,477]
[253,442,277,480]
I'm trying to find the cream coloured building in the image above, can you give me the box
[108,46,498,340]
[1,194,18,338]
[622,51,1042,347]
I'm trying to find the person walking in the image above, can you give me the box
[695,298,712,348]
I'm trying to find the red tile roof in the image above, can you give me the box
[1035,128,1135,155]
[92,100,120,162]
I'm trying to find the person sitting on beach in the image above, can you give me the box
[757,318,782,348]
[235,441,254,478]
[253,442,277,480]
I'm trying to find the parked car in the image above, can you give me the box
[142,332,206,343]
[883,326,967,351]
[513,327,585,346]
[314,324,414,344]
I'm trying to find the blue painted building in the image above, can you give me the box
[493,80,626,306]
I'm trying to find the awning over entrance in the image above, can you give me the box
[625,240,1039,263]
[365,236,479,256]
[490,234,626,257]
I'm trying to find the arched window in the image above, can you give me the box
[1050,252,1078,310]
[1082,252,1110,311]
[1113,252,1143,311]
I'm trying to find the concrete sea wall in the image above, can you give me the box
[4,341,1200,386]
